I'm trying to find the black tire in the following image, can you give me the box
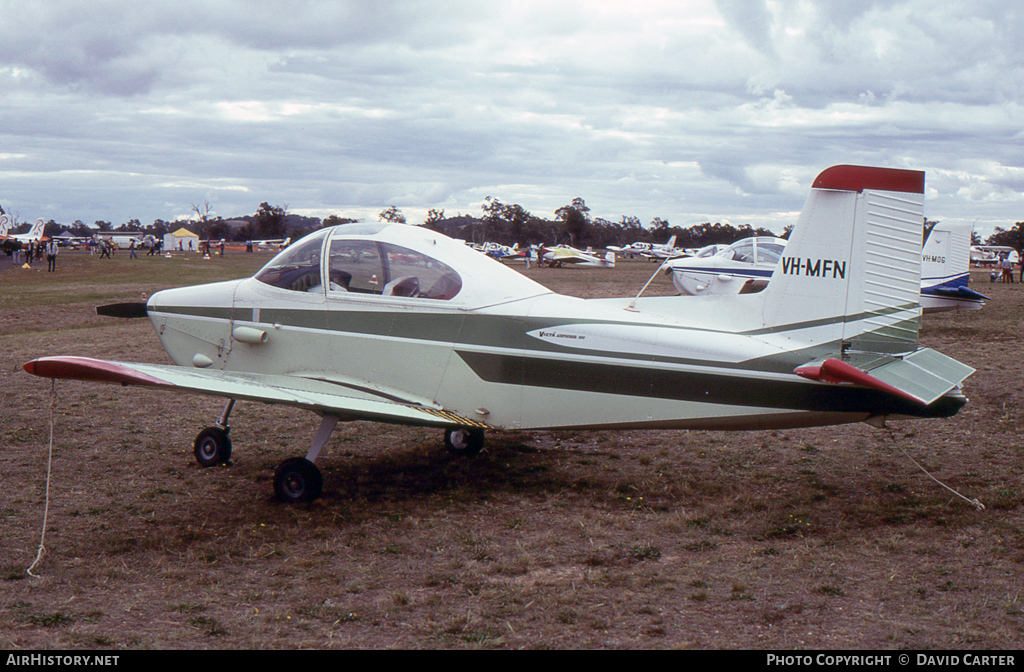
[444,427,485,456]
[274,457,323,504]
[194,427,232,467]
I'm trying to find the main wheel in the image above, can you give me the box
[274,457,323,503]
[194,427,232,467]
[444,427,485,456]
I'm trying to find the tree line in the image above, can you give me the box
[11,200,1021,254]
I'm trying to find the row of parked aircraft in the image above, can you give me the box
[23,165,977,505]
[475,218,987,315]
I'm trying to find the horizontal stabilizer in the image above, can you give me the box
[23,356,488,429]
[929,286,990,301]
[794,348,974,406]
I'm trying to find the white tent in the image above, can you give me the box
[164,227,199,252]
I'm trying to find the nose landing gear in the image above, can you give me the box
[193,399,235,467]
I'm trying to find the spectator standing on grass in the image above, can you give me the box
[219,240,225,256]
[46,240,58,272]
[11,240,20,265]
[25,242,33,266]
[99,240,111,259]
[129,239,137,259]
[1001,255,1014,283]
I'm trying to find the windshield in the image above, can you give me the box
[254,229,329,292]
[756,241,785,264]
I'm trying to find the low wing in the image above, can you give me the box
[794,348,974,406]
[24,356,488,428]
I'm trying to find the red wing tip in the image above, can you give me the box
[812,165,925,194]
[23,356,171,387]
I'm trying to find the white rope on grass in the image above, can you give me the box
[885,425,985,511]
[26,379,56,578]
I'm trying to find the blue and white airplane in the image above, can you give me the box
[666,237,788,296]
[919,223,989,313]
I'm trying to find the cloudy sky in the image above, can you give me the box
[1,0,1021,237]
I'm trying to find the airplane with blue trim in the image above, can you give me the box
[666,236,787,296]
[24,165,974,504]
[919,222,989,312]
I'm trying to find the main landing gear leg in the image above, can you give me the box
[273,414,338,504]
[193,399,235,467]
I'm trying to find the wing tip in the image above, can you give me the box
[23,356,171,387]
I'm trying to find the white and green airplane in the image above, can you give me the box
[24,165,974,504]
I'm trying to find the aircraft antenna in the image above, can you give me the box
[625,262,669,312]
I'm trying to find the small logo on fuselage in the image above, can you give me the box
[780,257,847,279]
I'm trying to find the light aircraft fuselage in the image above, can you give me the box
[24,165,975,503]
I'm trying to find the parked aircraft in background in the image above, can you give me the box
[24,165,973,506]
[920,223,989,313]
[252,237,291,251]
[970,245,1018,266]
[539,244,616,267]
[640,235,687,261]
[610,235,686,261]
[1,218,46,243]
[481,242,525,262]
[666,237,788,296]
[670,225,986,313]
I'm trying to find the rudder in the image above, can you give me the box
[762,165,925,355]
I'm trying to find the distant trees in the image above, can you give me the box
[254,202,288,239]
[986,222,1024,252]
[378,206,406,224]
[32,193,803,250]
[555,198,590,247]
[323,214,359,227]
[422,208,446,231]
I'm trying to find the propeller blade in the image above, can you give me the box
[96,302,149,319]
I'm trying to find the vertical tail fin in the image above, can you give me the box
[0,214,10,237]
[921,222,971,290]
[30,218,45,240]
[762,165,925,354]
[919,222,986,312]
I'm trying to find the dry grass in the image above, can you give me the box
[1,252,1022,649]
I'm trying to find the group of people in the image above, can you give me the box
[6,239,59,271]
[994,254,1023,283]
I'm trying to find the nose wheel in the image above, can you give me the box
[194,426,232,467]
[193,399,235,467]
